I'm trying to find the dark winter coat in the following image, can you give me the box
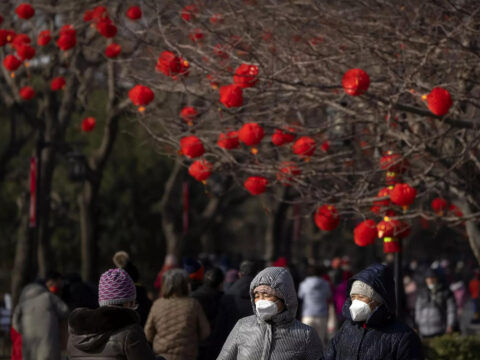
[324,264,423,360]
[415,285,457,337]
[217,267,322,360]
[135,284,152,327]
[67,306,155,360]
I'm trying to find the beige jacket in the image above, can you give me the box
[145,297,210,360]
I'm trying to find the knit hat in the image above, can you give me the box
[98,268,136,306]
[183,258,204,281]
[350,280,383,304]
[253,284,282,299]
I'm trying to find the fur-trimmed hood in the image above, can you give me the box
[68,306,139,352]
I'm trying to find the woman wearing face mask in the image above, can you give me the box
[324,264,423,360]
[217,267,322,360]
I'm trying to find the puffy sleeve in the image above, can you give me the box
[396,330,424,360]
[125,325,156,360]
[305,327,323,360]
[144,303,156,343]
[216,319,241,360]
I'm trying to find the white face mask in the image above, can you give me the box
[256,300,279,320]
[427,283,436,290]
[349,299,372,322]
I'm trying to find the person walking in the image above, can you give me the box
[415,268,457,337]
[217,266,322,360]
[67,268,156,360]
[324,263,423,360]
[298,265,332,347]
[145,269,210,360]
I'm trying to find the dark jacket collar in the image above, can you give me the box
[69,306,139,335]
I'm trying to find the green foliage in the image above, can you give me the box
[423,334,480,360]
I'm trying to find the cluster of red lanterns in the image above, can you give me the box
[272,128,295,146]
[219,63,259,108]
[156,51,190,79]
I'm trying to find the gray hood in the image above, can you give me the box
[18,283,48,303]
[250,267,297,325]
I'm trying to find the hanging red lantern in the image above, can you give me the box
[3,55,21,71]
[238,122,264,147]
[293,136,316,157]
[314,204,340,231]
[16,44,35,61]
[156,51,180,76]
[96,18,117,38]
[91,6,108,22]
[354,220,377,247]
[426,87,452,116]
[390,183,416,210]
[244,176,268,195]
[37,30,51,46]
[189,29,204,42]
[81,117,96,132]
[15,4,35,20]
[50,77,66,91]
[374,187,393,208]
[233,64,259,88]
[0,30,15,46]
[56,25,76,51]
[342,68,370,96]
[180,136,205,158]
[177,57,190,77]
[83,9,94,22]
[210,14,223,24]
[431,197,448,216]
[180,106,198,126]
[105,43,121,58]
[321,140,330,152]
[128,85,154,112]
[449,204,463,218]
[376,217,406,253]
[12,34,31,48]
[126,5,142,20]
[219,84,243,108]
[217,131,239,150]
[19,86,35,100]
[188,160,213,182]
[272,128,295,146]
[276,162,301,186]
[380,151,408,175]
[181,4,198,21]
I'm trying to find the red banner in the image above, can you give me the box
[29,157,37,227]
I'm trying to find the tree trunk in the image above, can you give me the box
[11,195,34,307]
[79,181,97,282]
[456,199,480,265]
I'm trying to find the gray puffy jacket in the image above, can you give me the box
[217,267,322,360]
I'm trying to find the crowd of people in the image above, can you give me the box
[4,252,480,360]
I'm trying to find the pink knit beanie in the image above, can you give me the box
[98,268,136,306]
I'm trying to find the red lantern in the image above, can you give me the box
[96,18,117,38]
[3,55,21,71]
[126,5,142,20]
[81,117,96,132]
[380,151,407,173]
[272,128,295,146]
[15,4,35,20]
[19,86,35,100]
[390,183,416,210]
[37,30,51,46]
[128,85,154,111]
[276,162,301,186]
[354,220,377,247]
[342,68,370,96]
[374,187,393,208]
[238,122,264,147]
[449,204,463,218]
[180,136,205,158]
[321,140,330,152]
[12,34,31,48]
[181,4,198,21]
[233,64,259,88]
[105,43,121,58]
[244,176,268,195]
[189,29,204,42]
[219,84,243,108]
[91,6,108,22]
[83,9,94,22]
[50,77,66,91]
[210,14,223,25]
[180,106,198,125]
[16,44,35,61]
[57,26,76,51]
[427,87,452,116]
[293,136,316,157]
[314,204,340,231]
[188,160,212,182]
[0,30,14,46]
[155,51,181,77]
[217,131,239,150]
[431,197,448,215]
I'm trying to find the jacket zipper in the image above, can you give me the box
[356,325,367,360]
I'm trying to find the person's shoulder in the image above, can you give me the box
[385,319,418,336]
[237,314,257,327]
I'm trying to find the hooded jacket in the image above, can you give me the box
[324,264,423,360]
[217,267,322,360]
[12,283,69,360]
[67,306,155,360]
